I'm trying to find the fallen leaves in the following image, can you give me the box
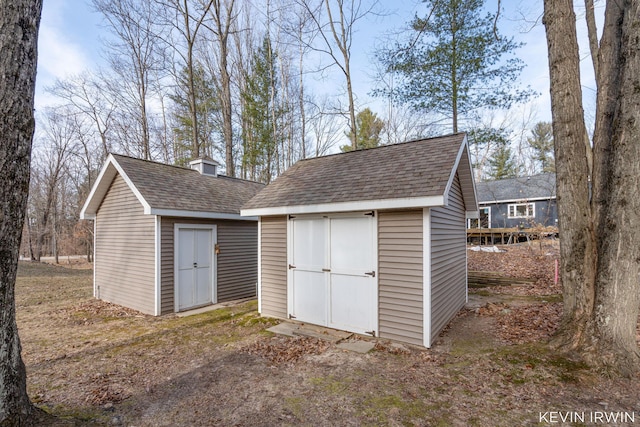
[467,242,561,296]
[476,302,562,344]
[242,336,332,364]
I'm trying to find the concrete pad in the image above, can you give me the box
[293,324,352,343]
[266,323,298,337]
[175,297,255,317]
[266,321,352,343]
[337,340,376,354]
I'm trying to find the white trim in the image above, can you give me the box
[466,210,480,219]
[286,217,293,318]
[465,216,469,304]
[442,135,468,206]
[257,219,262,314]
[423,208,432,348]
[371,211,379,337]
[507,202,535,219]
[151,209,257,221]
[81,154,151,218]
[173,223,218,312]
[466,207,490,228]
[241,195,445,217]
[154,216,162,316]
[93,219,97,298]
[479,196,555,205]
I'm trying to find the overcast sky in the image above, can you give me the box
[35,0,603,132]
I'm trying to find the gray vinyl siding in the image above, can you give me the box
[159,217,257,314]
[260,216,288,318]
[430,173,467,339]
[481,199,557,229]
[94,174,156,314]
[378,210,423,346]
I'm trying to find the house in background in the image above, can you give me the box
[80,154,264,315]
[241,133,478,348]
[471,173,557,229]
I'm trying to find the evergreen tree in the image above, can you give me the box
[527,121,555,173]
[487,141,518,180]
[241,36,283,183]
[341,108,385,152]
[376,0,532,132]
[171,63,220,165]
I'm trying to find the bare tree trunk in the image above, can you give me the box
[589,0,640,374]
[544,0,597,352]
[0,0,42,423]
[211,0,236,177]
[544,0,640,376]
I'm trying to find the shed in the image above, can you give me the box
[80,154,264,315]
[473,173,557,229]
[241,133,478,347]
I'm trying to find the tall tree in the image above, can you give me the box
[298,0,377,149]
[544,0,640,375]
[0,0,43,423]
[486,141,518,180]
[341,107,384,152]
[93,0,166,160]
[241,36,283,183]
[207,0,238,176]
[376,0,532,132]
[160,0,215,159]
[170,64,220,164]
[527,121,555,173]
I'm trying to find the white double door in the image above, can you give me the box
[175,225,216,311]
[289,213,377,336]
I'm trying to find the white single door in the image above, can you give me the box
[328,216,376,335]
[290,217,327,325]
[176,226,215,311]
[289,213,377,336]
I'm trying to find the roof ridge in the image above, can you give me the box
[297,132,466,162]
[110,153,264,186]
[110,153,195,172]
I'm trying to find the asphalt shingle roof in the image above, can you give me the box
[112,154,264,214]
[476,173,556,203]
[242,133,466,210]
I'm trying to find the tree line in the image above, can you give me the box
[4,1,640,424]
[26,0,551,261]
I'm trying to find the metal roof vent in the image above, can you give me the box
[188,156,220,177]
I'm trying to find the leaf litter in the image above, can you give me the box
[15,248,640,427]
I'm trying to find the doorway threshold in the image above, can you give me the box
[175,297,255,317]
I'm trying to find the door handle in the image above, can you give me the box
[322,268,331,272]
[365,271,375,277]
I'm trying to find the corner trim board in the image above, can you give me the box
[423,208,432,348]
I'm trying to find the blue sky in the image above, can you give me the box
[35,0,602,129]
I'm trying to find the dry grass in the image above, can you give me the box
[15,258,640,426]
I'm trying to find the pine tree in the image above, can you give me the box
[376,0,532,132]
[241,36,284,183]
[171,64,220,165]
[487,141,518,180]
[527,121,555,173]
[341,108,385,152]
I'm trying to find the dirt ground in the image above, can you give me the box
[16,242,640,426]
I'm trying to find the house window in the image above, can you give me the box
[508,203,534,219]
[467,207,491,229]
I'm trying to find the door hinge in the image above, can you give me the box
[289,314,296,319]
[322,268,331,272]
[365,211,375,217]
[288,264,296,269]
[365,271,376,277]
[288,215,296,220]
[365,330,376,337]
